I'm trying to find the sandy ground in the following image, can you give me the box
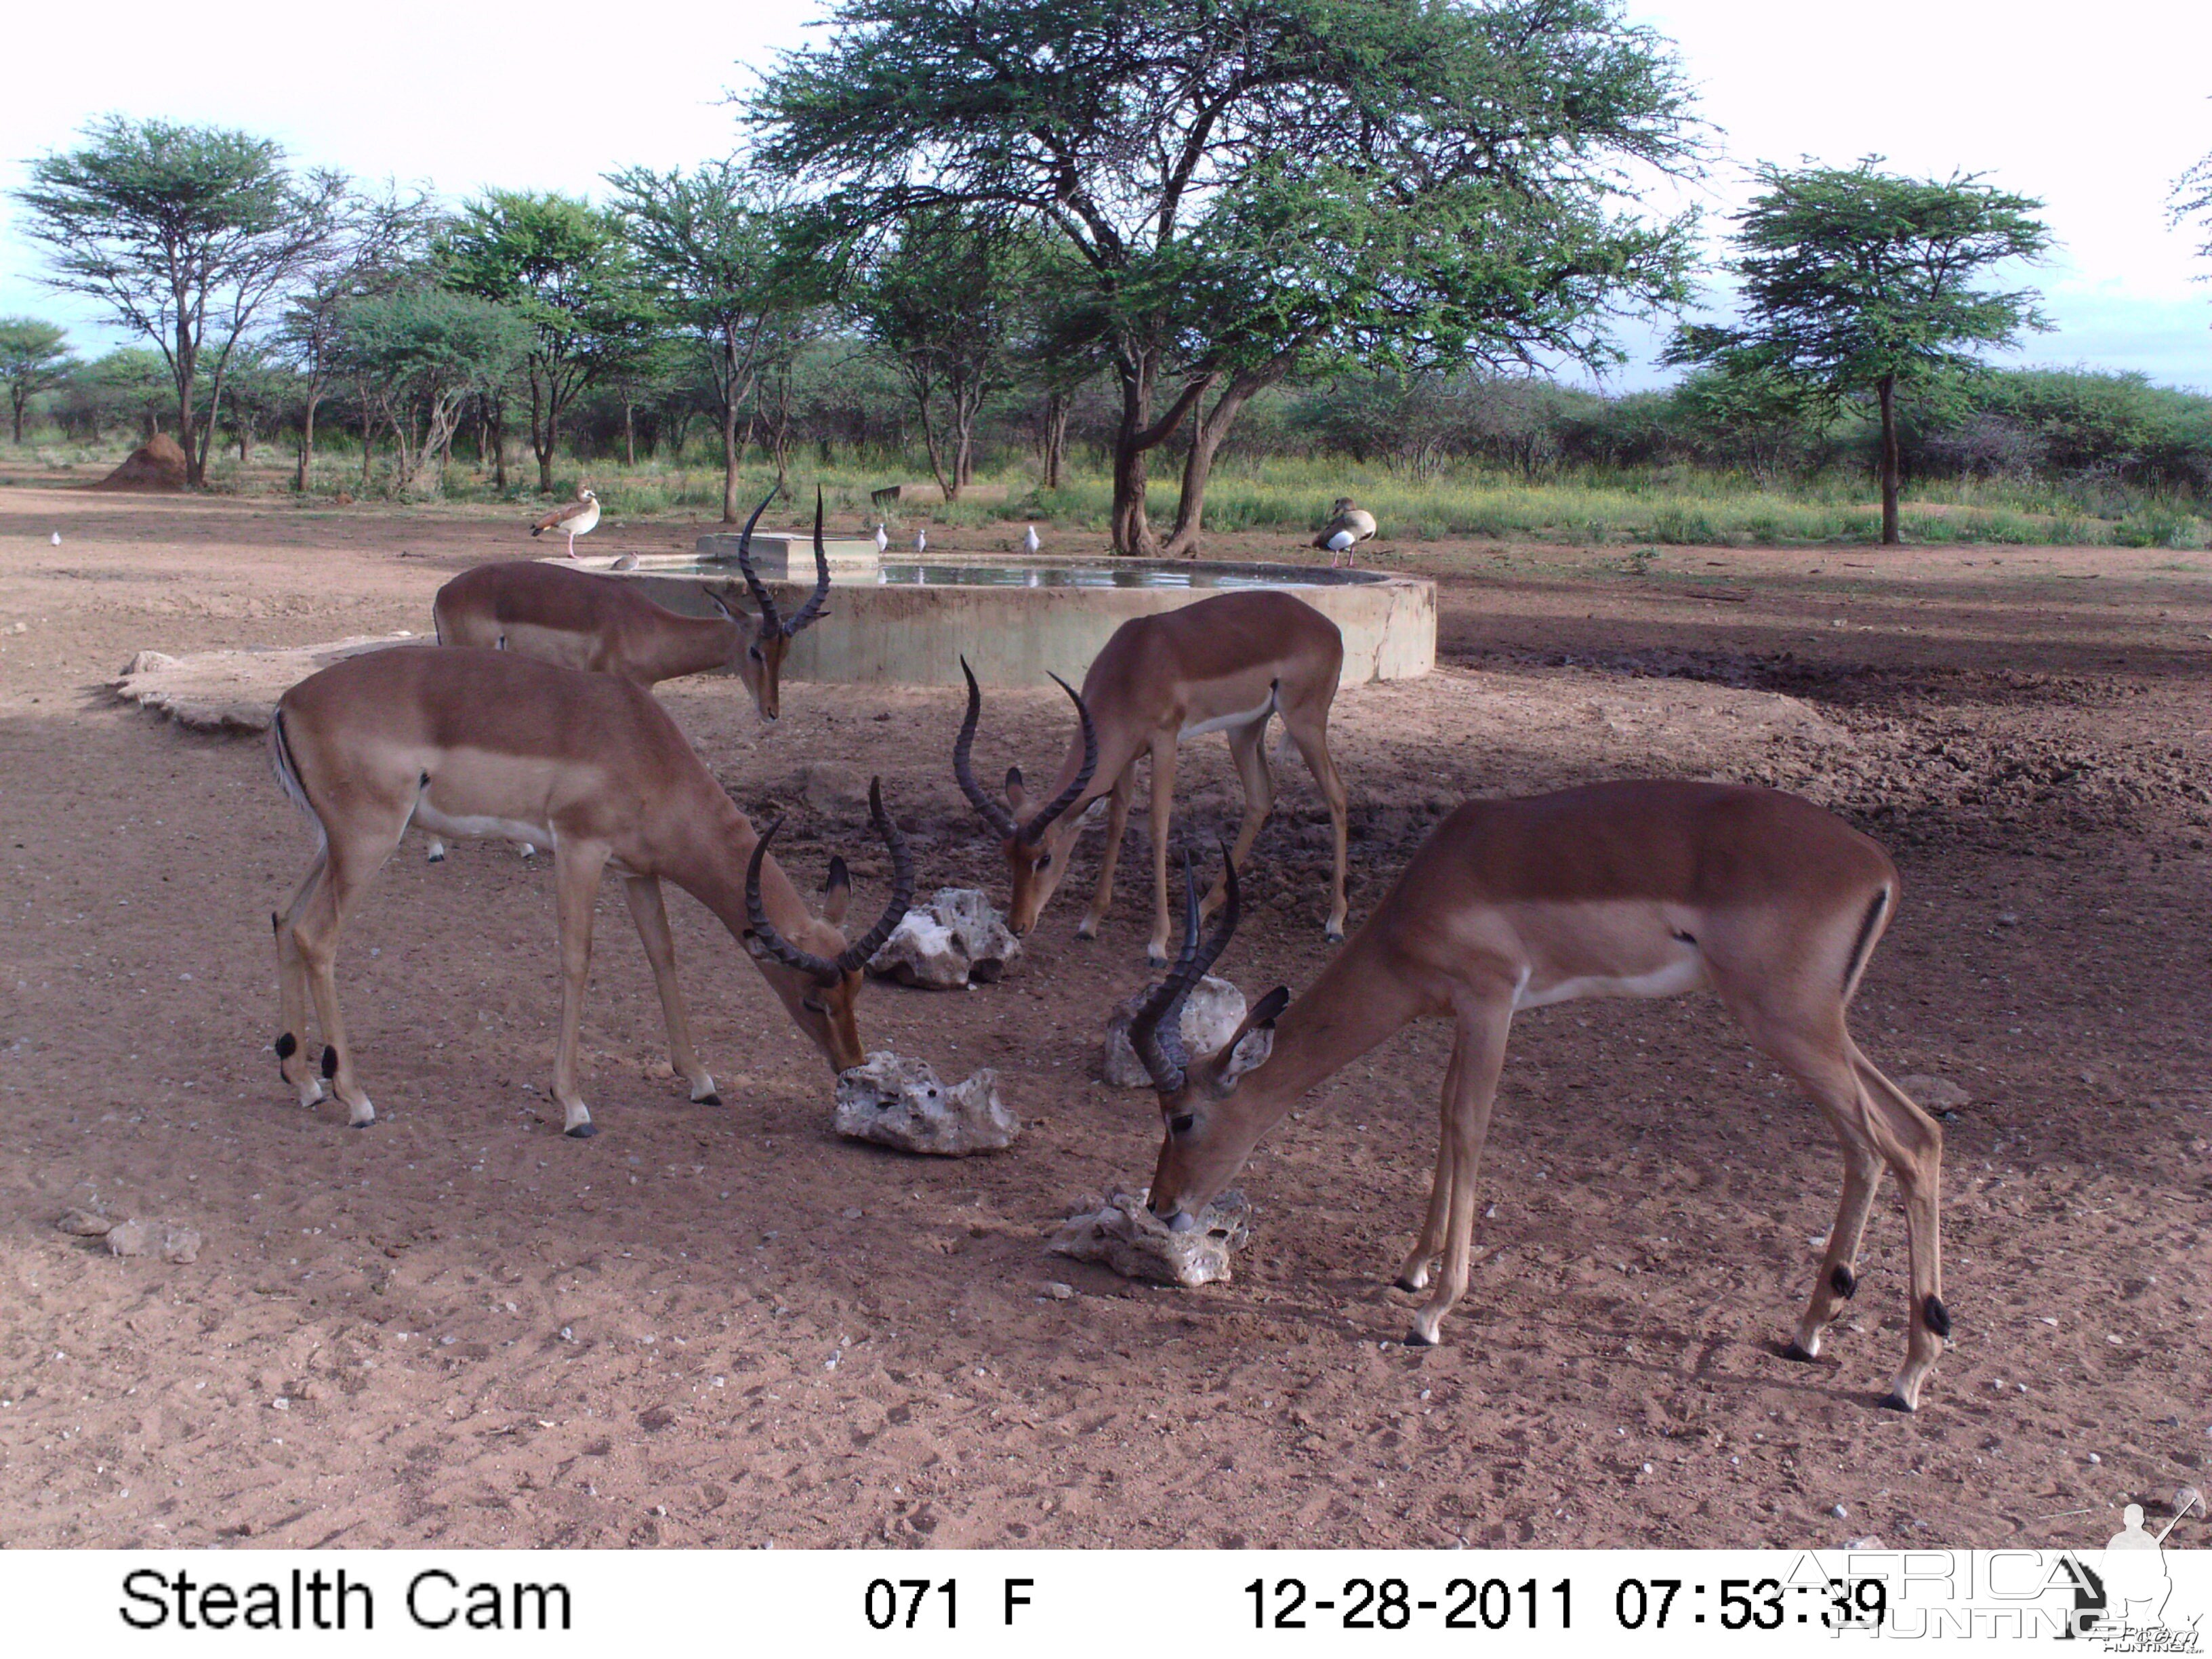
[1,483,2208,1551]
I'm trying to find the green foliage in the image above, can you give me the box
[0,317,79,441]
[12,115,346,483]
[334,288,530,493]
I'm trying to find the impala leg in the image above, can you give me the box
[1850,1041,1947,1411]
[1786,1131,1883,1362]
[1282,704,1349,943]
[272,847,328,1107]
[1143,732,1179,967]
[1200,716,1275,919]
[621,874,718,1105]
[291,832,395,1128]
[1078,768,1136,941]
[550,843,611,1138]
[1408,993,1513,1347]
[1394,1028,1467,1292]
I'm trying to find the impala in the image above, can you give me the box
[1130,781,1949,1411]
[954,589,1351,965]
[267,644,910,1136]
[432,488,832,720]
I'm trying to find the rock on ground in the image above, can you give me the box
[1101,975,1248,1088]
[114,635,418,733]
[800,761,872,815]
[55,1207,114,1237]
[833,1052,1019,1155]
[1898,1074,1971,1110]
[867,888,1021,989]
[104,1219,151,1257]
[1046,1185,1252,1287]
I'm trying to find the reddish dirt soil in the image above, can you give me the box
[1,485,2207,1550]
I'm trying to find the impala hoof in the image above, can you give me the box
[1392,1275,1423,1294]
[1782,1339,1819,1364]
[1145,949,1169,968]
[565,1121,597,1140]
[1324,926,1345,945]
[695,1091,722,1107]
[1075,920,1098,941]
[1404,1326,1438,1348]
[1878,1391,1914,1413]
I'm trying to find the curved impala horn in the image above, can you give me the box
[1016,673,1099,845]
[833,778,916,973]
[745,818,842,984]
[954,656,1019,840]
[782,487,832,636]
[731,487,782,636]
[1128,852,1208,1093]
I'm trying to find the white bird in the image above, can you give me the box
[611,552,639,571]
[530,488,600,556]
[1021,523,1040,554]
[49,531,61,546]
[914,529,928,554]
[874,523,889,555]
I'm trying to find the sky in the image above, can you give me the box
[2,0,2208,392]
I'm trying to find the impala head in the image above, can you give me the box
[726,485,832,722]
[1132,850,1291,1229]
[952,656,1097,934]
[741,777,915,1071]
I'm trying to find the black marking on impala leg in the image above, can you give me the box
[1830,1264,1857,1299]
[321,1045,339,1080]
[1782,1339,1818,1363]
[270,911,281,935]
[274,1032,298,1060]
[1923,1295,1952,1338]
[1671,928,1698,945]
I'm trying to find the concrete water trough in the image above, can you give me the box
[566,533,1434,689]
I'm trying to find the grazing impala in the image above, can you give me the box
[954,589,1351,965]
[432,488,832,720]
[1130,781,1949,1411]
[267,645,911,1137]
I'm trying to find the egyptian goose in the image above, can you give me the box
[1312,497,1377,567]
[531,488,601,556]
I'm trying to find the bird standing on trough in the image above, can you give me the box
[1313,497,1376,568]
[531,488,601,557]
[1021,523,1041,554]
[874,523,890,556]
[915,528,928,554]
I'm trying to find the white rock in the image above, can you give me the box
[833,1052,1019,1155]
[1046,1185,1251,1287]
[1101,975,1248,1088]
[867,888,1021,989]
[104,1219,151,1257]
[162,1225,201,1265]
[55,1208,114,1237]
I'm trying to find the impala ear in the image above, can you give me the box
[1004,765,1027,815]
[1215,985,1290,1086]
[821,855,853,924]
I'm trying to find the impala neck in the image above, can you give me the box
[1227,914,1441,1136]
[658,791,812,943]
[637,609,745,683]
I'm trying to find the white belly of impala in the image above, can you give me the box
[413,802,555,848]
[1181,689,1277,740]
[1513,954,1708,1011]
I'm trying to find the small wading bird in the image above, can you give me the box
[1131,783,1949,1411]
[1021,524,1041,554]
[874,523,889,556]
[914,528,928,554]
[1313,497,1376,567]
[531,488,600,556]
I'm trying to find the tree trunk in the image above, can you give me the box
[1040,392,1069,490]
[918,392,953,502]
[1108,349,1214,556]
[9,394,23,445]
[1160,364,1286,557]
[488,393,508,492]
[295,384,323,492]
[529,368,554,493]
[623,396,636,468]
[1877,373,1902,546]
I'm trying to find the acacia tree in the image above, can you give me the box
[605,162,792,520]
[278,184,437,491]
[758,0,1700,553]
[12,117,345,487]
[440,191,648,493]
[335,289,529,496]
[0,319,78,443]
[2175,143,2212,279]
[1668,159,2051,545]
[849,209,1038,500]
